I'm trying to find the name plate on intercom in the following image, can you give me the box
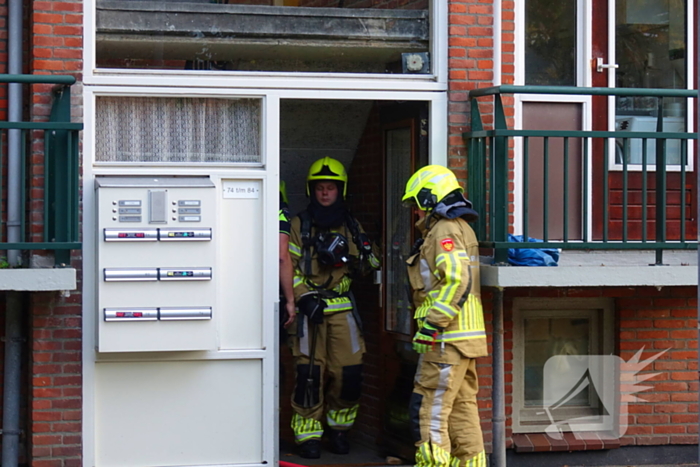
[104,228,159,242]
[159,307,212,321]
[104,268,159,282]
[159,267,212,281]
[158,228,212,241]
[104,308,159,322]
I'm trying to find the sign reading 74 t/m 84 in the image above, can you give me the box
[222,180,260,199]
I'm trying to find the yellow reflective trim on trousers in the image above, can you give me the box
[326,404,358,428]
[291,413,323,443]
[289,242,302,257]
[416,441,451,467]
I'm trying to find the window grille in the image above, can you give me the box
[95,96,261,163]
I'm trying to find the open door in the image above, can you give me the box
[378,103,428,458]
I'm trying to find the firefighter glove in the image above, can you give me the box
[413,321,440,354]
[297,293,325,325]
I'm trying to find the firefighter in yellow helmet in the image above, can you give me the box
[403,165,487,467]
[288,157,380,459]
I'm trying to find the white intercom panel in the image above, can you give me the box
[96,177,217,352]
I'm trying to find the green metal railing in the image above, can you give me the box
[464,85,698,264]
[0,75,82,263]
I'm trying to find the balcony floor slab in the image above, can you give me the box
[481,250,697,288]
[0,268,77,291]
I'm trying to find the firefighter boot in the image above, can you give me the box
[328,429,350,455]
[298,439,321,459]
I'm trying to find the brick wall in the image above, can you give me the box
[500,286,699,453]
[29,1,84,466]
[447,0,515,189]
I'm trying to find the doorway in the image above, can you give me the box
[278,98,429,465]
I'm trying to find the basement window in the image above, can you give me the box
[512,298,614,435]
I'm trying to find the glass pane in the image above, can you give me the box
[523,317,590,407]
[615,0,687,165]
[96,0,430,74]
[525,0,577,85]
[384,127,413,335]
[95,96,262,163]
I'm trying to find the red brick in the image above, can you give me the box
[636,436,670,445]
[32,435,62,445]
[655,404,688,413]
[654,319,686,329]
[33,13,64,23]
[670,435,699,444]
[637,414,669,424]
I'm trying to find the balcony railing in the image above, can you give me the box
[0,75,82,264]
[463,85,698,264]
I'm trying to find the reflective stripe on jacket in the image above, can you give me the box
[407,216,487,357]
[288,214,380,314]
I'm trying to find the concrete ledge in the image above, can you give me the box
[481,264,697,288]
[0,268,77,291]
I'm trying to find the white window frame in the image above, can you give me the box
[605,0,695,173]
[82,0,448,92]
[512,297,614,434]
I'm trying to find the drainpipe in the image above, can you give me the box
[3,0,24,465]
[491,288,506,467]
[7,0,22,266]
[2,293,23,467]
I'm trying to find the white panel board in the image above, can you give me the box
[96,180,218,352]
[95,359,263,466]
[219,180,264,350]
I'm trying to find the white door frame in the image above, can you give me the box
[81,86,447,467]
[511,0,593,236]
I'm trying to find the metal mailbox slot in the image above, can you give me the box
[158,228,212,241]
[104,268,159,282]
[159,267,212,281]
[104,308,159,322]
[159,307,212,321]
[104,228,158,242]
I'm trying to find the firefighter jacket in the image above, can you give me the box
[406,215,487,358]
[289,214,380,314]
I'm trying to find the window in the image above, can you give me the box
[614,0,689,167]
[94,0,431,75]
[513,298,614,434]
[524,0,577,86]
[95,96,262,164]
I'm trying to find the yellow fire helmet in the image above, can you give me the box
[402,165,463,211]
[306,156,348,198]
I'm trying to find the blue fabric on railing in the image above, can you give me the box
[507,234,559,266]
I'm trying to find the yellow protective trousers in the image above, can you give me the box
[290,311,365,444]
[411,345,486,467]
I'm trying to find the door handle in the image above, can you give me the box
[595,57,619,73]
